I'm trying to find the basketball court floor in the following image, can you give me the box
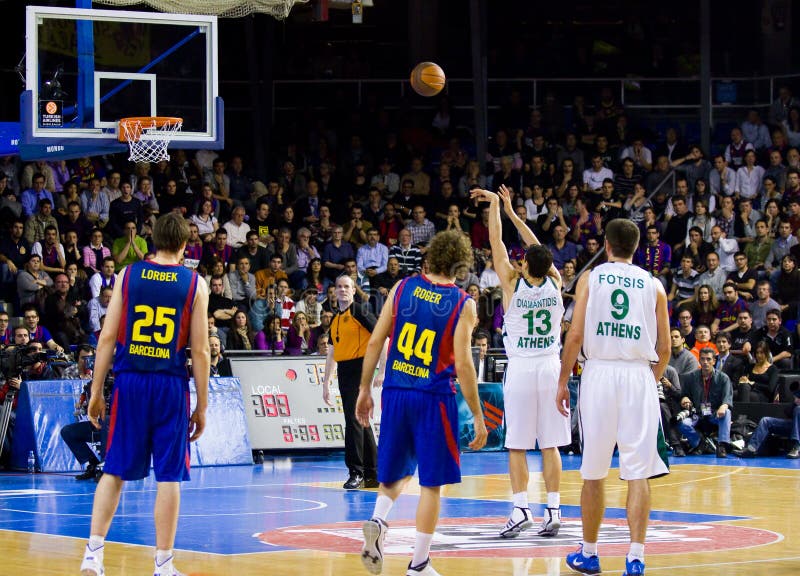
[0,451,797,575]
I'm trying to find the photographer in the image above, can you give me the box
[737,381,800,459]
[60,346,109,480]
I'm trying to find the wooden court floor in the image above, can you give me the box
[1,451,798,575]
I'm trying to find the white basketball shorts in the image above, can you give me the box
[578,359,670,481]
[503,355,571,450]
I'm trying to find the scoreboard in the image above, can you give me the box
[229,355,382,450]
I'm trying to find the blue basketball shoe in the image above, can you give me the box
[566,544,601,574]
[623,557,645,575]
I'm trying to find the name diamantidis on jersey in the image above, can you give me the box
[597,274,646,289]
[514,296,559,309]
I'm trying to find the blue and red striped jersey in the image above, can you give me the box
[113,260,198,377]
[384,275,469,394]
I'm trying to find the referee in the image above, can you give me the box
[322,274,378,489]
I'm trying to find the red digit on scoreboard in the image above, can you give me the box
[263,394,278,417]
[282,425,294,443]
[276,394,291,416]
[309,425,319,442]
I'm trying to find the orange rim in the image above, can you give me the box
[118,116,183,142]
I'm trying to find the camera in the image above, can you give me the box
[0,346,49,381]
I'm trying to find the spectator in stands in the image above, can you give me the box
[20,304,61,352]
[24,198,58,245]
[371,158,400,198]
[17,254,53,307]
[679,347,734,457]
[406,205,436,248]
[321,225,353,283]
[228,256,256,311]
[696,252,726,299]
[191,198,220,243]
[254,314,285,355]
[750,281,781,330]
[741,109,772,150]
[312,308,334,342]
[663,195,692,252]
[87,256,116,300]
[236,230,269,273]
[709,155,736,198]
[770,85,798,124]
[401,156,431,197]
[686,200,715,243]
[785,170,800,208]
[20,172,54,218]
[679,226,714,272]
[356,228,388,288]
[737,388,800,459]
[658,365,685,457]
[222,206,250,249]
[713,283,749,336]
[729,309,756,360]
[0,311,10,348]
[285,311,316,356]
[714,332,747,389]
[765,150,788,193]
[776,255,800,321]
[750,309,794,370]
[582,154,613,193]
[207,275,237,332]
[101,171,122,202]
[112,219,147,272]
[43,272,84,349]
[107,182,142,240]
[458,159,487,198]
[679,284,718,327]
[766,221,798,281]
[33,225,66,277]
[82,228,110,274]
[209,334,232,377]
[87,286,111,335]
[133,176,159,215]
[227,310,256,351]
[0,219,29,298]
[362,187,385,228]
[619,136,652,172]
[670,328,700,376]
[254,254,288,300]
[725,127,754,169]
[202,229,233,271]
[734,199,760,247]
[207,158,234,215]
[547,224,578,271]
[295,288,322,327]
[738,340,779,403]
[689,325,718,361]
[710,224,738,272]
[669,255,699,304]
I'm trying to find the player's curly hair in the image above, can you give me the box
[426,230,474,277]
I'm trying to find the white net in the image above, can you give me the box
[120,117,183,163]
[93,0,308,19]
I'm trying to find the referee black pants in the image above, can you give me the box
[337,358,377,479]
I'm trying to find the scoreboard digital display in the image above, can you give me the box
[229,355,382,450]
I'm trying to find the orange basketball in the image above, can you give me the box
[410,62,446,97]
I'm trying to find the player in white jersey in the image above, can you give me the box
[557,218,670,576]
[472,186,571,539]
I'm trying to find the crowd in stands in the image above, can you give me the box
[1,84,800,456]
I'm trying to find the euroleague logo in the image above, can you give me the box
[45,101,58,115]
[259,517,779,557]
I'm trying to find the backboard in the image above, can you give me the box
[20,5,223,160]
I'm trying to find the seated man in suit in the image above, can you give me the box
[737,381,800,459]
[678,347,734,457]
[714,332,748,397]
[472,329,495,382]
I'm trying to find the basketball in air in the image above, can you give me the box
[410,62,446,97]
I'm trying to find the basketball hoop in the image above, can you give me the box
[118,116,183,163]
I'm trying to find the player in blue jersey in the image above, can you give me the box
[80,213,210,576]
[356,229,487,576]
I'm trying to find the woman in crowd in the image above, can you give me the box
[58,181,82,216]
[775,254,800,321]
[623,182,652,226]
[560,181,582,219]
[522,184,547,221]
[458,159,487,198]
[554,158,579,199]
[305,258,325,296]
[685,199,716,242]
[191,198,219,242]
[738,340,779,403]
[285,311,316,356]
[678,284,719,327]
[763,199,782,238]
[310,205,336,249]
[255,314,285,355]
[227,310,256,351]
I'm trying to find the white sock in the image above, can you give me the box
[87,535,104,552]
[512,491,528,509]
[582,541,598,556]
[372,494,394,523]
[546,492,560,509]
[411,531,433,568]
[628,542,645,562]
[155,549,173,566]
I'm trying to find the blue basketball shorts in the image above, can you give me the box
[103,372,191,482]
[377,387,461,487]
